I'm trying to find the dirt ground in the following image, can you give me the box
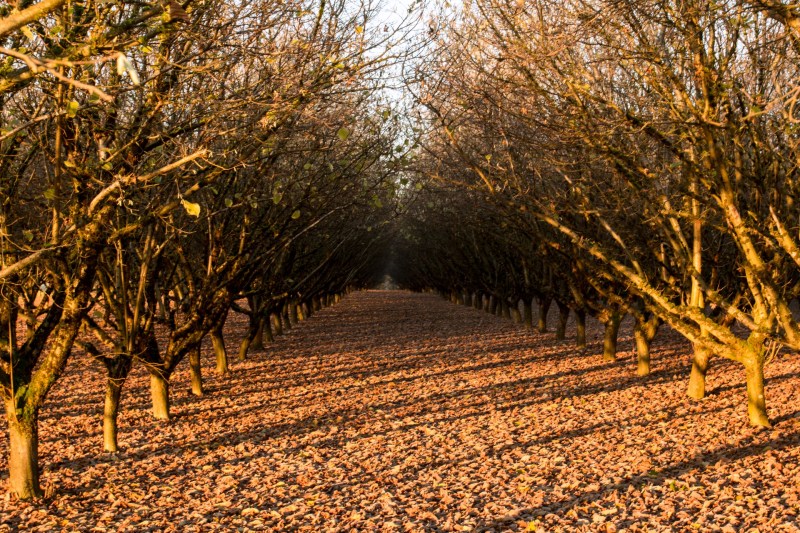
[2,290,800,532]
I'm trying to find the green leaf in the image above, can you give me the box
[337,127,350,141]
[102,162,113,171]
[224,198,233,208]
[23,230,34,242]
[66,100,79,118]
[43,188,56,200]
[272,191,283,205]
[291,209,301,220]
[181,199,201,217]
[21,26,34,41]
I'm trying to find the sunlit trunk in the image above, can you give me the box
[102,356,133,452]
[744,356,770,428]
[687,347,710,399]
[211,328,229,376]
[189,346,203,396]
[4,401,41,499]
[150,372,170,421]
[103,378,123,452]
[602,313,621,361]
[634,326,651,377]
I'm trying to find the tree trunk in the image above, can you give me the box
[634,325,651,377]
[102,356,132,453]
[5,408,41,499]
[211,329,229,376]
[273,312,283,336]
[576,308,587,349]
[523,299,533,329]
[510,300,522,323]
[289,301,299,325]
[282,307,292,330]
[602,313,622,361]
[537,297,552,333]
[556,302,569,340]
[501,300,511,319]
[150,372,170,421]
[189,346,203,396]
[489,295,498,315]
[238,335,251,362]
[251,316,265,351]
[104,377,123,452]
[744,357,771,428]
[687,347,710,400]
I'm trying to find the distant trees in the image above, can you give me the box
[399,0,800,428]
[1,0,411,499]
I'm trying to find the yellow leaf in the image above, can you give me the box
[181,199,201,217]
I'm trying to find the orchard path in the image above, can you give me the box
[3,291,800,531]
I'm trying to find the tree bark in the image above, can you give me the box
[238,335,251,362]
[282,307,292,330]
[189,346,203,396]
[251,316,265,351]
[576,308,587,349]
[211,329,229,376]
[103,377,123,452]
[102,356,132,452]
[745,357,771,428]
[501,300,511,319]
[537,296,552,333]
[602,313,622,361]
[523,299,533,329]
[489,295,498,315]
[510,300,522,323]
[6,412,41,499]
[556,302,569,340]
[634,325,651,377]
[273,312,283,336]
[150,372,170,421]
[687,347,710,400]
